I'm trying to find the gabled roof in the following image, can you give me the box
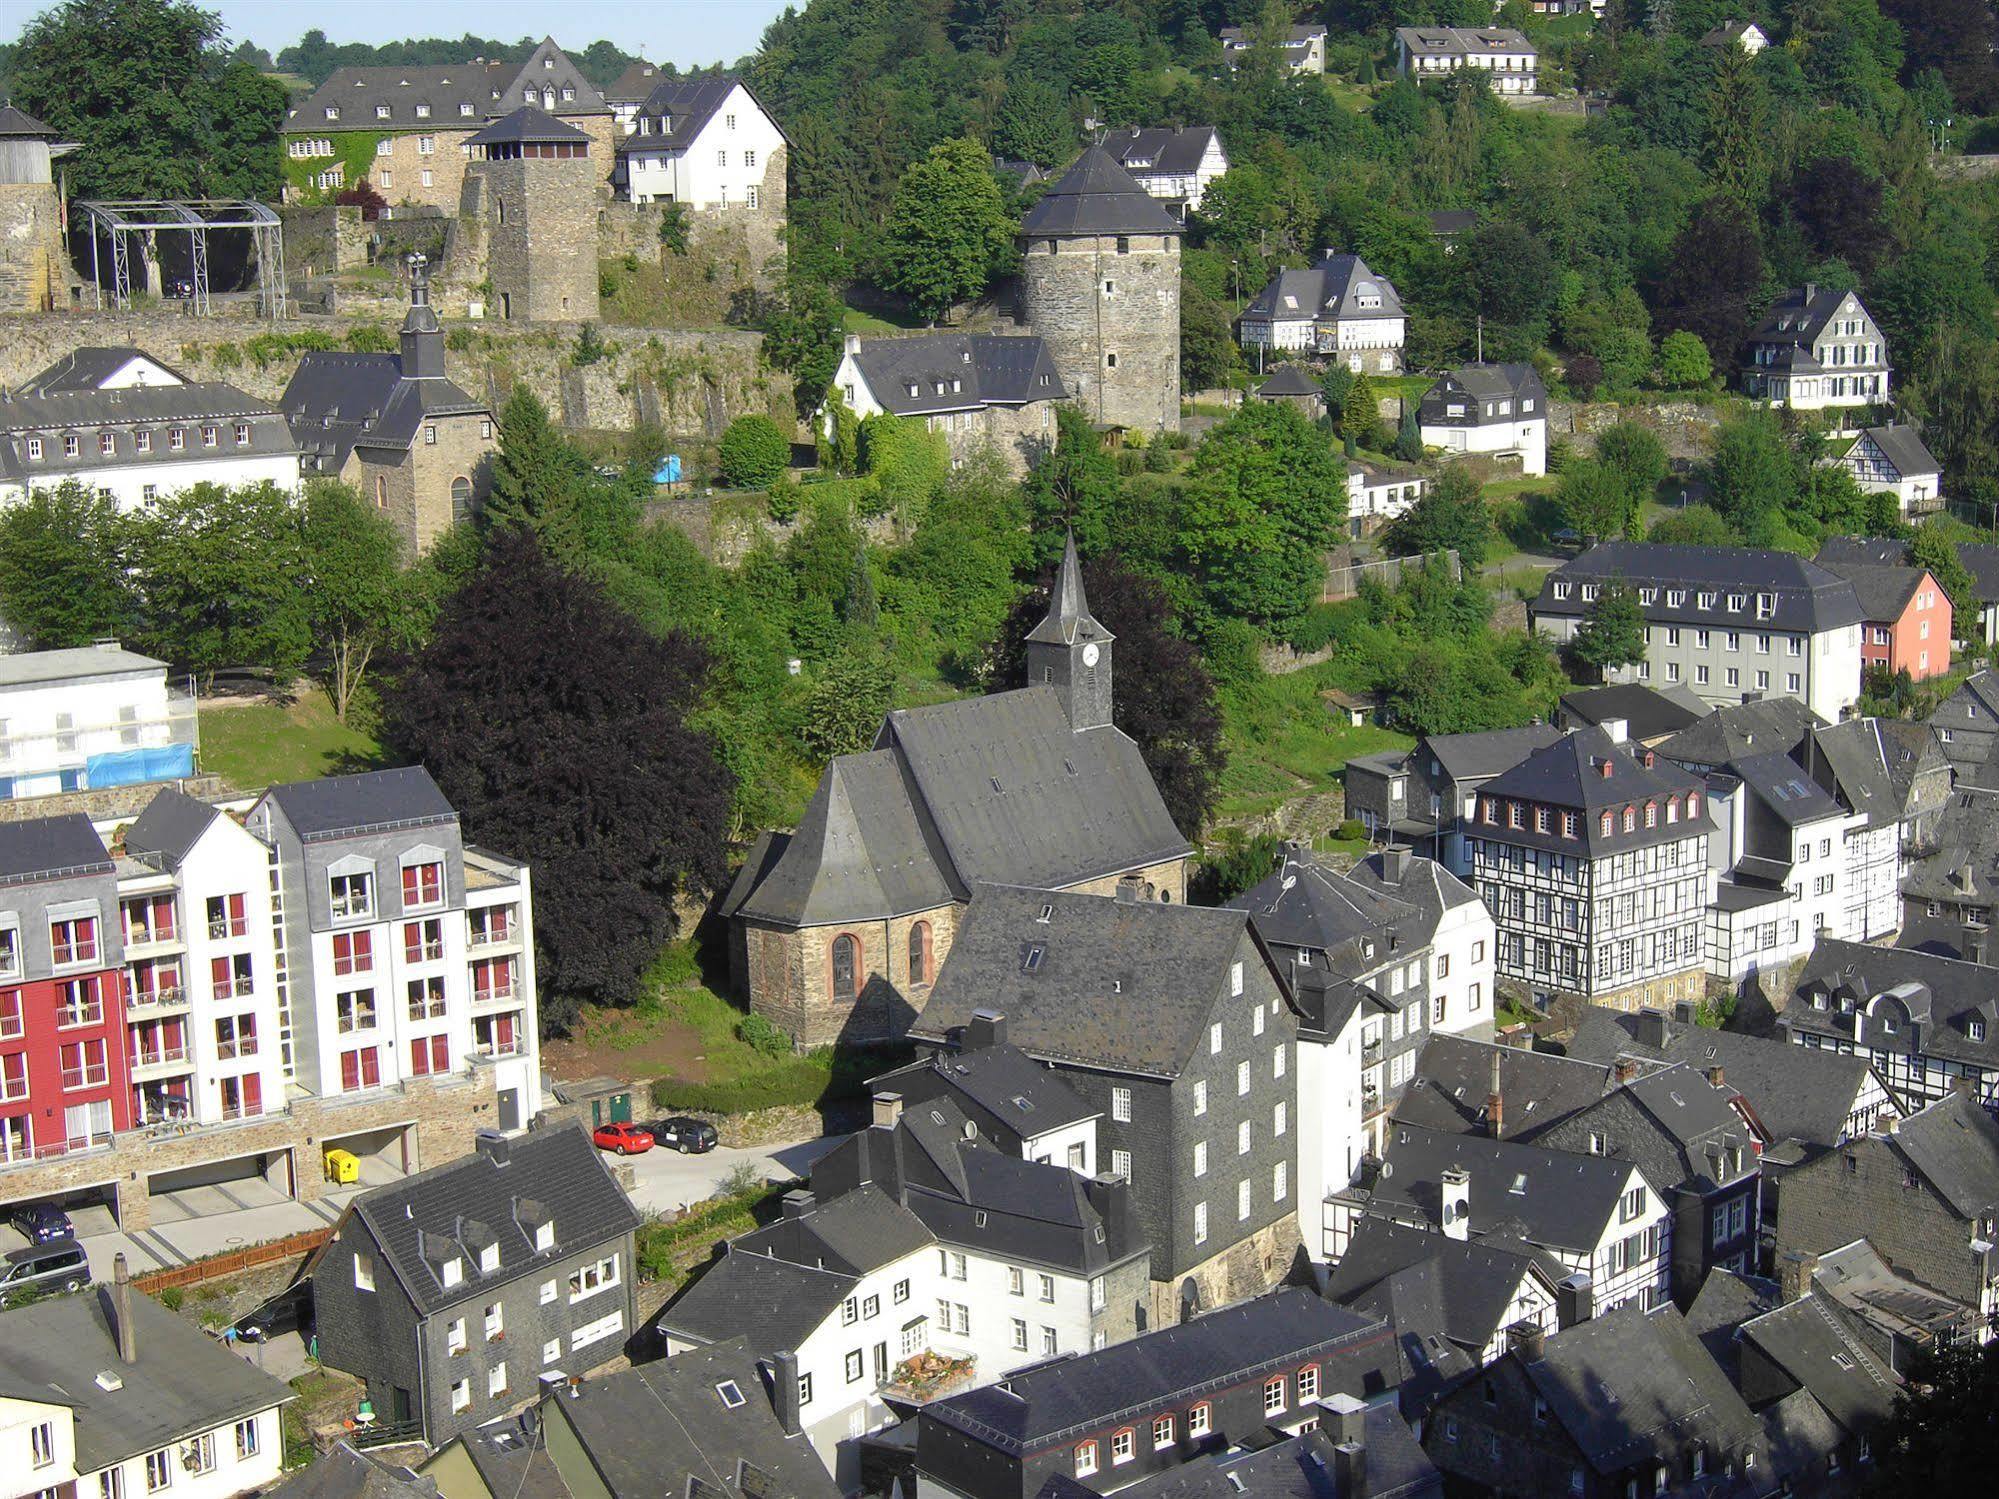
[920,1289,1395,1452]
[872,1038,1100,1139]
[1730,749,1843,828]
[1477,726,1706,855]
[914,885,1264,1077]
[1535,543,1865,633]
[280,343,487,472]
[1394,1034,1613,1138]
[1539,1066,1756,1194]
[1812,536,1909,571]
[1394,27,1536,57]
[270,1444,438,1499]
[549,1336,842,1498]
[603,60,664,104]
[1656,697,1825,769]
[1558,683,1706,742]
[262,766,457,842]
[465,104,589,146]
[1420,363,1545,416]
[1323,1216,1558,1357]
[1021,145,1183,238]
[350,1127,639,1318]
[1786,936,1999,1068]
[1105,126,1223,178]
[1566,1006,1871,1151]
[1419,723,1565,784]
[1748,284,1870,348]
[1813,1238,1972,1346]
[287,39,608,132]
[1809,716,1947,831]
[1257,366,1323,398]
[844,332,1066,418]
[123,787,223,871]
[653,1241,861,1354]
[1847,424,1939,480]
[1242,253,1403,326]
[0,644,164,688]
[1895,785,1999,921]
[624,76,786,148]
[0,1288,292,1473]
[1684,1268,1780,1381]
[19,346,189,393]
[1228,846,1425,959]
[1812,557,1924,622]
[0,812,112,884]
[1887,1091,1999,1219]
[1737,1295,1897,1435]
[1508,1307,1758,1476]
[1105,1411,1441,1498]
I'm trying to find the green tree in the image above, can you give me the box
[1569,580,1648,677]
[878,137,1016,323]
[130,482,310,688]
[485,387,585,544]
[1704,413,1798,541]
[993,77,1070,167]
[801,646,895,759]
[1183,402,1348,627]
[1658,330,1714,388]
[1594,422,1669,521]
[1383,467,1493,569]
[1343,371,1383,449]
[297,482,432,721]
[1649,503,1741,546]
[1703,43,1767,207]
[718,415,793,489]
[1024,407,1123,568]
[1559,460,1636,543]
[0,484,136,649]
[1395,403,1425,463]
[1910,523,1978,643]
[1867,1337,1999,1490]
[1181,283,1240,393]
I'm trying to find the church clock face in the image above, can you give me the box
[1082,643,1100,667]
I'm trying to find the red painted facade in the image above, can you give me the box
[1861,567,1953,681]
[0,958,134,1164]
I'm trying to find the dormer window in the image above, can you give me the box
[376,105,391,119]
[1971,1018,1987,1043]
[460,102,475,117]
[326,107,340,120]
[1698,591,1716,610]
[479,1242,500,1273]
[441,1256,463,1288]
[415,104,430,118]
[535,1220,554,1252]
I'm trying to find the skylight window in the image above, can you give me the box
[716,1381,746,1408]
[1509,1173,1528,1195]
[1023,945,1045,973]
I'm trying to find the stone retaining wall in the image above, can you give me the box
[0,775,228,824]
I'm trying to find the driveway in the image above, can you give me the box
[622,1132,847,1218]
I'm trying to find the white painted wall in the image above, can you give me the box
[1022,1117,1096,1177]
[2,453,303,517]
[0,1395,76,1491]
[1297,1007,1366,1257]
[1430,893,1495,1040]
[170,815,287,1128]
[621,83,785,208]
[1421,416,1547,476]
[0,657,179,794]
[464,854,540,1128]
[88,1406,284,1499]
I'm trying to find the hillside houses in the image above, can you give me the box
[1237,252,1407,371]
[1741,284,1892,409]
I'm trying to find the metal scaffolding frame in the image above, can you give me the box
[76,198,288,318]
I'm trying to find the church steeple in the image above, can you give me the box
[1025,532,1114,731]
[399,252,446,381]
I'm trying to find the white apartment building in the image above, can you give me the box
[615,77,786,209]
[1219,24,1328,76]
[1417,364,1547,475]
[1741,284,1891,410]
[1347,462,1425,537]
[0,644,196,797]
[1467,725,1711,1013]
[1237,252,1406,369]
[1532,543,1866,722]
[1395,27,1538,93]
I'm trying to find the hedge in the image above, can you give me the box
[634,1181,790,1283]
[649,1044,907,1115]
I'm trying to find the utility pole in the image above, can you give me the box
[1476,314,1484,365]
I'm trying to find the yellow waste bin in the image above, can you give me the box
[324,1148,360,1185]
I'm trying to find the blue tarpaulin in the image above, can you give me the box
[85,744,195,789]
[654,454,682,484]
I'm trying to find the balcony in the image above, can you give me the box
[471,985,518,1010]
[131,1046,193,1079]
[60,1067,110,1091]
[214,1038,258,1062]
[880,1351,977,1404]
[127,985,189,1016]
[0,1136,112,1170]
[52,943,99,968]
[471,1040,522,1062]
[467,925,517,952]
[211,978,255,1002]
[57,1004,104,1029]
[406,942,446,964]
[123,923,183,955]
[208,918,249,941]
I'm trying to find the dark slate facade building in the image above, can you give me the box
[1926,668,1999,783]
[313,1125,641,1445]
[869,1028,1103,1167]
[1343,724,1564,872]
[912,1289,1400,1499]
[1897,785,1999,960]
[912,885,1300,1321]
[1085,1401,1442,1499]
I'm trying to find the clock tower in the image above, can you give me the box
[1025,532,1114,732]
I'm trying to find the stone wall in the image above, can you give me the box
[598,149,789,289]
[1147,1214,1300,1328]
[0,774,228,823]
[1018,231,1180,434]
[467,157,601,324]
[1550,399,1723,464]
[0,181,72,313]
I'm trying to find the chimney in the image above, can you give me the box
[842,332,861,356]
[1487,1049,1504,1141]
[1634,1008,1669,1050]
[1777,1251,1819,1305]
[474,1129,510,1166]
[1613,1057,1639,1085]
[1083,1172,1129,1245]
[1603,718,1628,745]
[1707,1065,1726,1090]
[1804,281,1818,303]
[1440,1166,1471,1241]
[1115,879,1141,904]
[113,1254,138,1365]
[1322,1393,1367,1496]
[772,1351,803,1434]
[780,1189,815,1220]
[1506,1319,1546,1363]
[966,1009,1007,1051]
[872,1091,904,1129]
[1382,847,1410,885]
[1672,1000,1696,1026]
[1555,1273,1593,1329]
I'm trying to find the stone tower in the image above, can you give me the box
[1025,532,1114,731]
[461,105,600,323]
[1019,145,1183,434]
[0,105,76,313]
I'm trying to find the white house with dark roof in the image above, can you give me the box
[827,331,1066,476]
[614,75,786,212]
[0,643,193,800]
[1394,28,1538,93]
[1219,23,1329,75]
[1531,543,1866,720]
[602,59,663,132]
[0,349,298,513]
[1742,283,1891,409]
[1835,423,1942,517]
[1104,126,1229,218]
[1701,19,1769,52]
[1417,364,1547,474]
[1237,252,1406,370]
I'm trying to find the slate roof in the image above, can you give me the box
[1257,366,1323,398]
[845,332,1065,417]
[0,104,60,137]
[1535,543,1866,633]
[1683,1268,1780,1382]
[1809,716,1948,832]
[0,644,164,688]
[603,60,664,104]
[921,1289,1396,1452]
[656,1185,933,1351]
[1557,684,1706,742]
[1566,1007,1871,1151]
[1475,726,1706,857]
[1737,1295,1897,1436]
[1731,750,1843,828]
[1228,846,1426,960]
[1537,1066,1756,1195]
[286,39,609,132]
[1813,1238,1972,1347]
[1956,544,1999,604]
[1813,557,1923,622]
[263,766,458,842]
[1510,1307,1758,1477]
[1393,1035,1612,1138]
[1848,424,1939,479]
[550,1337,842,1498]
[1323,1216,1557,1357]
[280,340,487,472]
[1021,145,1184,237]
[19,347,188,393]
[1242,253,1404,327]
[1395,27,1536,59]
[0,1287,292,1473]
[1786,937,1999,1071]
[122,787,223,871]
[872,1040,1100,1140]
[1106,126,1222,178]
[1426,210,1476,237]
[1417,365,1546,429]
[1026,532,1111,651]
[1106,1412,1441,1498]
[268,1445,437,1499]
[0,812,113,884]
[1420,723,1565,784]
[622,76,787,150]
[912,885,1260,1078]
[1366,1122,1641,1256]
[0,383,298,484]
[1887,1091,1999,1219]
[350,1126,639,1318]
[465,104,589,146]
[1747,285,1870,351]
[1812,536,1910,571]
[1656,697,1825,770]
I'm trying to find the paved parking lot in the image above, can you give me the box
[624,1131,846,1217]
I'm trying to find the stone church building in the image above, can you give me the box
[723,537,1192,1047]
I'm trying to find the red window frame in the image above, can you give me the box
[333,930,373,976]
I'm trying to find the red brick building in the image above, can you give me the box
[0,815,133,1165]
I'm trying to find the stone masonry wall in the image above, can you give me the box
[1148,1214,1301,1329]
[1019,231,1180,434]
[0,774,227,823]
[473,157,602,324]
[598,150,790,289]
[0,182,71,314]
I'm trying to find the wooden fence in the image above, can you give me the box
[132,1226,332,1295]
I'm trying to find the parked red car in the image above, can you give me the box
[591,1121,654,1155]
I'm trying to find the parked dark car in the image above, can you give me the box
[648,1117,719,1154]
[1,1240,88,1304]
[229,1282,315,1344]
[10,1203,74,1244]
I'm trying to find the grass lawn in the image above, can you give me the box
[842,300,929,335]
[200,687,385,792]
[1218,664,1413,823]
